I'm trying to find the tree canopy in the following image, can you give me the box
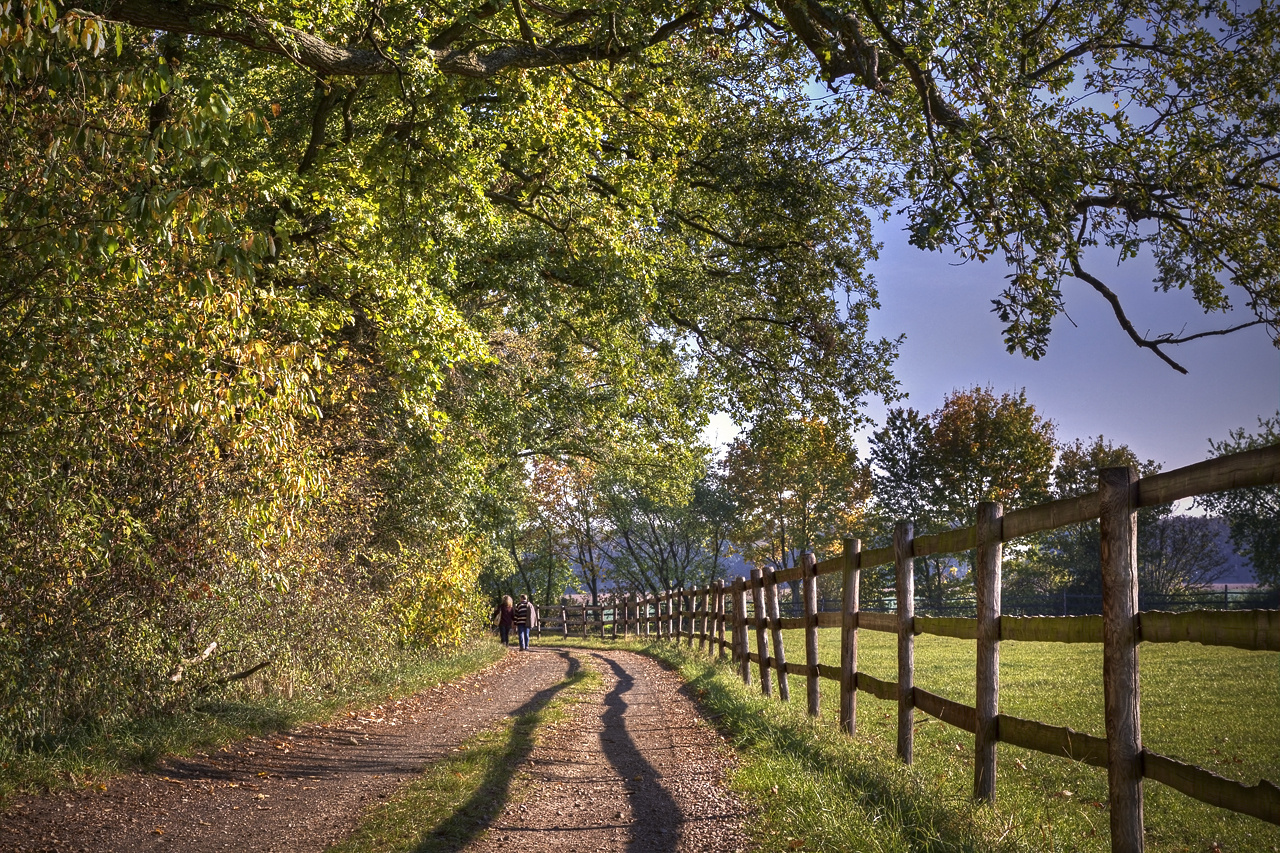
[20,0,1277,370]
[4,0,1278,743]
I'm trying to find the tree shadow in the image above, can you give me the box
[410,648,583,853]
[591,653,683,853]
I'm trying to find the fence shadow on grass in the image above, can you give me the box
[676,654,992,853]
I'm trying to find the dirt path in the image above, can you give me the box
[0,647,752,853]
[468,649,752,853]
[0,648,576,853]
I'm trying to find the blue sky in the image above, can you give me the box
[857,219,1278,471]
[704,220,1278,473]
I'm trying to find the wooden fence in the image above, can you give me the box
[537,444,1280,853]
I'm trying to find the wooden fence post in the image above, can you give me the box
[733,578,751,685]
[581,604,588,640]
[803,552,820,717]
[1100,466,1144,853]
[686,589,695,648]
[974,501,1003,802]
[840,538,861,735]
[750,567,772,696]
[561,604,568,639]
[895,520,915,764]
[667,592,675,640]
[715,580,726,660]
[701,584,711,650]
[764,565,789,700]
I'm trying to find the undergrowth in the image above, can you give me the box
[0,639,507,807]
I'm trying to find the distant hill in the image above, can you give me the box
[1205,516,1258,585]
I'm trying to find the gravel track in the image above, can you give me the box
[0,646,752,853]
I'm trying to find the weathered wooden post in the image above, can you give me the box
[733,577,750,684]
[840,538,861,735]
[764,564,790,701]
[581,603,588,640]
[974,501,1003,802]
[714,579,727,660]
[685,588,695,648]
[697,587,708,653]
[895,520,915,764]
[803,552,820,717]
[1100,466,1144,853]
[676,590,684,645]
[750,567,773,695]
[667,591,675,639]
[688,588,698,649]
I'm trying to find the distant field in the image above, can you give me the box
[715,626,1280,852]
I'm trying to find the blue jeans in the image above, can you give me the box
[517,625,530,650]
[499,625,510,645]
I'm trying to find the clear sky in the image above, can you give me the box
[702,220,1278,474]
[856,218,1279,471]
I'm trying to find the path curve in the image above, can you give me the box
[0,649,575,853]
[0,647,753,853]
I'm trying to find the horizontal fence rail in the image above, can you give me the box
[524,444,1280,852]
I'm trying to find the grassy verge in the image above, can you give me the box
[635,630,1279,853]
[328,657,600,853]
[0,639,509,807]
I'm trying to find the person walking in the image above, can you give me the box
[491,595,514,646]
[512,594,538,651]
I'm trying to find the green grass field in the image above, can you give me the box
[633,626,1280,852]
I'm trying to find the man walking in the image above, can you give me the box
[513,594,538,651]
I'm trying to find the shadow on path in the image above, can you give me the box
[409,648,582,853]
[593,652,682,853]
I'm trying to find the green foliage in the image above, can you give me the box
[1199,414,1280,589]
[723,415,872,573]
[867,388,1056,604]
[604,470,737,597]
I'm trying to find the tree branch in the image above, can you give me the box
[95,0,701,79]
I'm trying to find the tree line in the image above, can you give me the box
[3,0,1277,745]
[492,388,1278,612]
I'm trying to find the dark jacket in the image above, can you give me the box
[513,600,539,629]
[492,603,514,628]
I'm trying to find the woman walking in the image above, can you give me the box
[492,595,515,646]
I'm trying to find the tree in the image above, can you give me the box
[46,0,1280,369]
[1138,515,1230,596]
[1199,415,1280,590]
[929,387,1057,524]
[722,416,871,577]
[603,473,736,599]
[867,388,1056,606]
[1026,436,1157,598]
